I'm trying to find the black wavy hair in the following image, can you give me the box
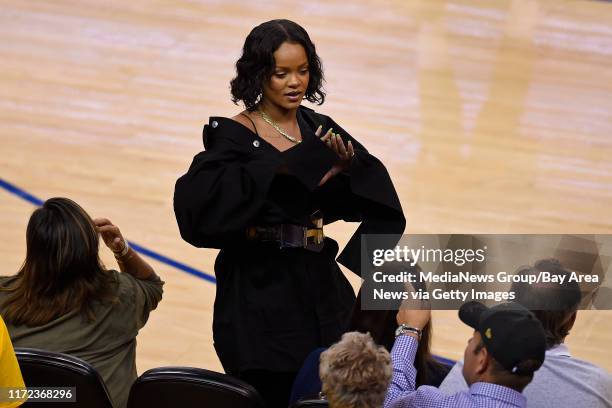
[230,19,325,110]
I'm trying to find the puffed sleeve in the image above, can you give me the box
[300,109,406,276]
[173,120,282,248]
[337,125,406,276]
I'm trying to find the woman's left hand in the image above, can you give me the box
[316,125,355,161]
[316,125,355,186]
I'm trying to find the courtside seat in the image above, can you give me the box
[127,366,265,408]
[14,347,113,408]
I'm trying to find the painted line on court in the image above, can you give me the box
[0,178,44,206]
[0,177,216,284]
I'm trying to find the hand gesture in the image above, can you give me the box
[94,218,127,254]
[396,282,431,329]
[396,282,431,330]
[397,303,431,330]
[316,125,355,161]
[315,125,355,186]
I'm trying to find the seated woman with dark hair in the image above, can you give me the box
[0,197,164,408]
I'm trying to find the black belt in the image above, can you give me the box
[246,218,325,252]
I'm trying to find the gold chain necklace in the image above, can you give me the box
[258,109,301,144]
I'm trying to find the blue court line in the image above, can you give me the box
[1,177,456,365]
[0,177,216,284]
[129,241,216,284]
[0,178,44,206]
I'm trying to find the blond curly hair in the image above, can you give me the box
[319,331,392,408]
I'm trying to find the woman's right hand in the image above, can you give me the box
[94,218,156,279]
[94,218,127,254]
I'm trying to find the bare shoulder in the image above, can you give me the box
[230,111,256,133]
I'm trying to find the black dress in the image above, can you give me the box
[174,106,405,375]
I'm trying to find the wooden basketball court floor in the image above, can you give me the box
[1,0,612,375]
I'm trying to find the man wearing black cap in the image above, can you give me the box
[383,301,546,408]
[439,259,612,407]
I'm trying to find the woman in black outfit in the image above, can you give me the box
[174,19,405,407]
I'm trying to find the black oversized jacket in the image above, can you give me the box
[174,106,405,372]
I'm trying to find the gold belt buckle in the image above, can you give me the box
[306,216,324,245]
[315,228,324,244]
[313,214,324,244]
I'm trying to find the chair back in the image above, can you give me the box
[127,366,265,408]
[15,347,113,408]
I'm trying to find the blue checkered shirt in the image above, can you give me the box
[384,336,527,408]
